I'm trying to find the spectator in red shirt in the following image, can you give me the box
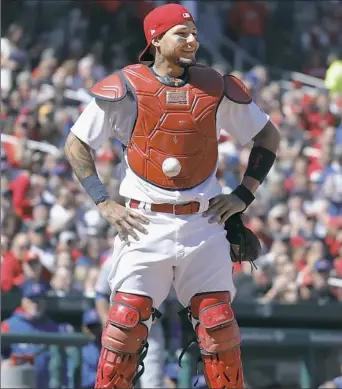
[1,233,29,292]
[302,94,338,139]
[8,171,34,222]
[228,1,268,61]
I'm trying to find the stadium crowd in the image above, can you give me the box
[1,1,342,388]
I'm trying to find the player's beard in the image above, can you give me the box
[176,56,196,68]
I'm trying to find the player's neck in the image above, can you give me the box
[152,57,185,78]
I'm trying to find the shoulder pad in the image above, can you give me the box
[223,74,252,104]
[90,71,127,102]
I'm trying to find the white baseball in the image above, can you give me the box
[162,157,181,177]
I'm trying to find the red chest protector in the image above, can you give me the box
[90,64,251,190]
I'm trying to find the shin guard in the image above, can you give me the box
[95,292,152,389]
[191,292,244,388]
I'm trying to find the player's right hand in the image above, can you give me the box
[97,199,149,242]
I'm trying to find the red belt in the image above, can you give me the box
[129,199,200,215]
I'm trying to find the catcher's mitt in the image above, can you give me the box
[224,213,261,269]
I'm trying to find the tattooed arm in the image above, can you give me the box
[64,98,149,241]
[64,132,97,182]
[64,131,148,241]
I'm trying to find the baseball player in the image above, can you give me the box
[64,3,280,388]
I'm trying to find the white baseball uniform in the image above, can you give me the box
[71,92,269,329]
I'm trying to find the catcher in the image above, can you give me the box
[65,3,279,388]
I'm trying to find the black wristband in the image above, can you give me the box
[81,175,110,205]
[244,146,276,184]
[232,184,255,208]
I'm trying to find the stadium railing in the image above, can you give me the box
[2,291,342,388]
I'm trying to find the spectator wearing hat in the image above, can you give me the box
[308,259,338,303]
[0,281,66,389]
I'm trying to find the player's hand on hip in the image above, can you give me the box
[203,194,246,224]
[97,199,149,241]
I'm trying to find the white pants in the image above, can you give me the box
[108,208,235,324]
[139,319,165,388]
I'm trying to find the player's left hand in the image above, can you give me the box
[203,193,246,224]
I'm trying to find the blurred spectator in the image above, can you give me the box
[55,251,74,270]
[8,171,35,222]
[1,233,29,292]
[259,262,299,304]
[80,308,101,389]
[325,51,342,96]
[83,267,100,298]
[48,266,81,297]
[234,262,273,301]
[1,281,67,389]
[28,223,55,272]
[48,187,77,236]
[77,237,103,267]
[228,1,269,61]
[1,24,26,96]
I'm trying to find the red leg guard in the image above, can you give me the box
[191,292,244,389]
[95,292,153,389]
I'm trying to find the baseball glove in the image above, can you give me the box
[224,213,261,269]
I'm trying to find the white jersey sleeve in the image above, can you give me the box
[70,98,112,150]
[216,97,270,146]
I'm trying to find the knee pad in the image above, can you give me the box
[190,291,244,388]
[95,292,153,389]
[191,291,241,353]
